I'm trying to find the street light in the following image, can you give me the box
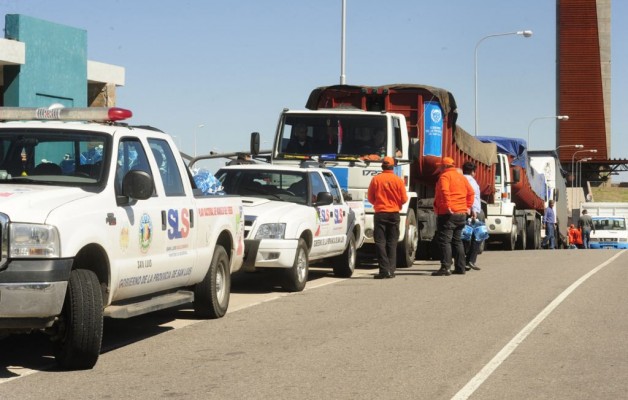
[194,124,205,157]
[474,30,533,135]
[577,157,593,189]
[571,149,597,188]
[555,144,583,152]
[526,115,570,149]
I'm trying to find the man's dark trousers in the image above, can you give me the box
[374,212,400,276]
[437,213,467,272]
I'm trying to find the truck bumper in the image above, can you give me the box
[243,239,298,270]
[485,216,515,235]
[589,242,628,249]
[0,259,72,323]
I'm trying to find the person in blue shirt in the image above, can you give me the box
[462,162,483,270]
[542,199,557,249]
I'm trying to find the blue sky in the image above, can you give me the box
[3,0,627,179]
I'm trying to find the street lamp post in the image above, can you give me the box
[340,0,346,84]
[527,115,570,149]
[571,149,597,188]
[577,157,592,189]
[474,30,533,135]
[194,124,205,157]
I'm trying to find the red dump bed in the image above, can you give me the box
[475,136,548,214]
[509,162,547,213]
[306,84,498,201]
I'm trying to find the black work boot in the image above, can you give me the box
[432,267,451,276]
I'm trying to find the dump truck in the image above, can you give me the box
[477,138,568,250]
[267,84,503,264]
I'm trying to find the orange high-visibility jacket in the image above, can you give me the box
[434,167,474,215]
[367,170,408,213]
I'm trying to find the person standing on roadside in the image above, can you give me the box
[433,157,474,276]
[367,156,408,279]
[568,224,583,249]
[542,200,557,249]
[578,209,595,249]
[462,161,483,271]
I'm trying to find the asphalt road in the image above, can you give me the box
[1,249,627,400]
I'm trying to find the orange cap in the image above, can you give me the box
[437,156,455,166]
[382,156,395,167]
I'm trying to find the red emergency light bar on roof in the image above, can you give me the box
[0,106,133,122]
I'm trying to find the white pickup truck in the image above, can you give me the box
[0,106,244,369]
[214,163,365,292]
[580,202,628,249]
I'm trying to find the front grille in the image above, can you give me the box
[0,213,8,269]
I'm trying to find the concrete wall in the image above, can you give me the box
[3,14,87,107]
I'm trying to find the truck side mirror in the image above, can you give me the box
[315,191,333,206]
[250,132,260,156]
[121,170,154,200]
[409,138,420,161]
[512,168,521,184]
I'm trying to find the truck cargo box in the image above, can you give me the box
[306,84,497,201]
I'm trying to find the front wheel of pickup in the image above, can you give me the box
[332,233,356,278]
[194,245,230,319]
[282,238,309,292]
[53,269,103,370]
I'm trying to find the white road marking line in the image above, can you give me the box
[451,250,626,400]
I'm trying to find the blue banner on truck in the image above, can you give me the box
[423,101,443,157]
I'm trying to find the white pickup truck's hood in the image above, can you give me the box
[0,185,93,223]
[241,197,310,223]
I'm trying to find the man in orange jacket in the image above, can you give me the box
[432,157,474,276]
[367,156,408,279]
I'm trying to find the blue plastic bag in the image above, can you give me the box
[192,168,224,195]
[461,224,474,241]
[461,220,489,242]
[472,221,489,242]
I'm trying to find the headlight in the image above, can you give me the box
[255,223,286,239]
[10,223,60,257]
[589,238,599,242]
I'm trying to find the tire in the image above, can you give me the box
[501,226,517,251]
[282,238,308,292]
[516,222,527,250]
[397,208,418,268]
[332,233,356,278]
[535,222,542,249]
[194,245,230,319]
[53,269,103,370]
[526,218,539,249]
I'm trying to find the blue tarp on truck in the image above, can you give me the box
[476,136,547,203]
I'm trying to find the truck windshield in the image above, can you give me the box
[216,169,309,205]
[0,129,109,186]
[277,113,387,161]
[593,217,626,231]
